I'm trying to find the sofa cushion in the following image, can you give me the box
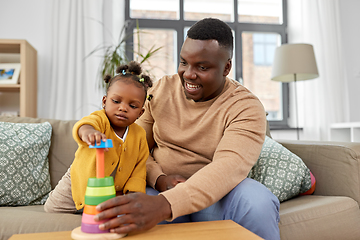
[279,195,360,240]
[0,122,52,206]
[0,116,78,189]
[248,136,315,202]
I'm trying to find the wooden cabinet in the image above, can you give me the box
[0,39,37,117]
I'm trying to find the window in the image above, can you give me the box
[125,0,288,127]
[252,33,278,66]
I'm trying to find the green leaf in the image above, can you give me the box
[85,19,162,90]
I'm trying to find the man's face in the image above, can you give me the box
[178,38,231,102]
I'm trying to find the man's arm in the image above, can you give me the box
[136,109,187,192]
[135,103,168,189]
[158,100,267,220]
[95,103,266,234]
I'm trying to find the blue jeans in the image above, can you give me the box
[146,178,280,240]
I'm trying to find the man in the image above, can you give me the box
[95,18,280,240]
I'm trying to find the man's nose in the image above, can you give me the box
[183,66,196,80]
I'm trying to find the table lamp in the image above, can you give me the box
[271,43,319,140]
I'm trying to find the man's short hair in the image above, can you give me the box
[187,18,233,55]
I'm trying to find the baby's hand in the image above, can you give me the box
[84,131,107,147]
[79,125,107,146]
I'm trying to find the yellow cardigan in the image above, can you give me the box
[70,110,148,210]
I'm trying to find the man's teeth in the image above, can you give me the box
[187,82,200,89]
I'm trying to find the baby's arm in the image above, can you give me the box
[78,124,107,146]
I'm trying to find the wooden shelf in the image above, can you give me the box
[330,122,360,142]
[0,39,37,117]
[0,84,21,90]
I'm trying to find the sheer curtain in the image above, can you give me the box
[288,0,350,140]
[47,0,124,120]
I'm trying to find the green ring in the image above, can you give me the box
[85,194,115,206]
[87,177,114,187]
[86,186,116,196]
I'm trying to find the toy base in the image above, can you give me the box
[71,226,126,240]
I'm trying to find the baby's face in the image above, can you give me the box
[103,80,145,132]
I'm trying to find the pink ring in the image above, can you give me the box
[81,213,108,225]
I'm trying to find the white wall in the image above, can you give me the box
[0,0,53,118]
[339,0,360,121]
[0,0,125,119]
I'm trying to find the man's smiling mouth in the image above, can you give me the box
[185,82,201,91]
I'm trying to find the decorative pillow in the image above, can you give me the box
[248,136,316,202]
[0,121,52,206]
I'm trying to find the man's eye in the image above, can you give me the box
[199,66,207,70]
[180,61,187,66]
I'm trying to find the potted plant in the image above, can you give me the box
[86,20,162,90]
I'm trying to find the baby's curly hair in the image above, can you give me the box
[103,61,153,103]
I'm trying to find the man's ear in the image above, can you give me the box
[223,59,232,76]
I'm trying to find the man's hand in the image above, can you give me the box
[94,193,171,234]
[155,175,186,192]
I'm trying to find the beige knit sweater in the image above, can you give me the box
[136,74,266,220]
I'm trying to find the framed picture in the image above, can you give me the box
[0,63,21,84]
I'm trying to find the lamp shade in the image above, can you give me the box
[271,43,319,82]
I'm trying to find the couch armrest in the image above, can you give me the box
[277,140,360,205]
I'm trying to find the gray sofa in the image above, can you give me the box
[1,115,360,240]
